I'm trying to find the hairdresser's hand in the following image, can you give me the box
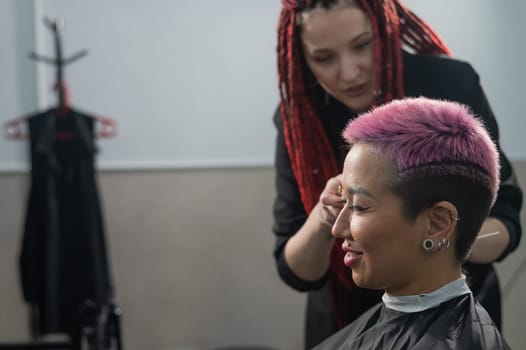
[284,174,345,280]
[318,174,346,231]
[467,218,509,263]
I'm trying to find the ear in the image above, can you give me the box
[426,201,457,240]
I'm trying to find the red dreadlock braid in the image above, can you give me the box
[395,1,452,55]
[366,0,402,103]
[277,7,339,213]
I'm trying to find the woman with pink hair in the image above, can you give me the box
[315,97,509,349]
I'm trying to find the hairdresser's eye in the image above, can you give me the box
[354,38,373,51]
[312,54,334,64]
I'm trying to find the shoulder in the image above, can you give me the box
[312,303,384,350]
[404,50,475,71]
[272,104,283,129]
[460,296,510,350]
[403,51,480,105]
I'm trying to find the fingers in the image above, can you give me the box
[320,204,339,230]
[320,176,346,208]
[318,175,346,230]
[323,204,340,220]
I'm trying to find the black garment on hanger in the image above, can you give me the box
[19,108,112,336]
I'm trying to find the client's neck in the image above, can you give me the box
[385,265,461,297]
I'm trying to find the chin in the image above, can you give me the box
[351,271,375,290]
[342,96,375,113]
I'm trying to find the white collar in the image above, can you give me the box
[382,275,471,313]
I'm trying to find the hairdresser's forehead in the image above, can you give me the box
[301,0,358,15]
[300,4,370,45]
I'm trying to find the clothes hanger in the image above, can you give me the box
[3,116,28,140]
[3,17,117,141]
[3,86,118,141]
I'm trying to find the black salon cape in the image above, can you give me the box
[19,108,112,335]
[313,294,510,350]
[272,51,523,349]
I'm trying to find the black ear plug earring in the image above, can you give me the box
[422,238,435,253]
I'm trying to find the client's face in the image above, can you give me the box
[332,143,428,295]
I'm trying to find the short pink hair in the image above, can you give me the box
[342,97,500,205]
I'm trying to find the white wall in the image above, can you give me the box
[0,0,37,170]
[1,0,526,172]
[37,0,282,169]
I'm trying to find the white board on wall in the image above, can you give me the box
[39,0,282,170]
[1,0,525,172]
[1,0,282,171]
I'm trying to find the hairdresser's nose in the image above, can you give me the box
[339,55,360,83]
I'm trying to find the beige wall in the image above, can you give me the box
[0,164,525,350]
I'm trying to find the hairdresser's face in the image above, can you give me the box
[301,5,376,112]
[332,143,428,295]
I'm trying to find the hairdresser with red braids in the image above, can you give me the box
[271,0,522,348]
